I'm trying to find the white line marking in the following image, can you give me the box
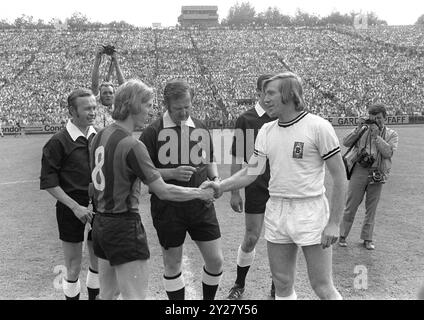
[0,179,38,186]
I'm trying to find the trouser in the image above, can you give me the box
[340,165,383,241]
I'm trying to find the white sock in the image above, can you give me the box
[275,291,297,300]
[237,245,256,267]
[202,268,223,286]
[163,273,185,292]
[63,278,81,298]
[86,268,99,289]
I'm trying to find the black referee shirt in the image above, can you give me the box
[231,104,275,189]
[40,127,95,199]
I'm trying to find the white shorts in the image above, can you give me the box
[264,194,330,246]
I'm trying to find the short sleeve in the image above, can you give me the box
[253,125,268,159]
[127,140,161,185]
[316,119,341,160]
[40,138,63,190]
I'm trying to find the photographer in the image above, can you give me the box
[339,104,399,250]
[91,45,125,128]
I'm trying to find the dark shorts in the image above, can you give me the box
[56,198,92,243]
[92,212,150,266]
[244,182,270,214]
[151,200,221,249]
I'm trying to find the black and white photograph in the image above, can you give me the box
[0,0,423,305]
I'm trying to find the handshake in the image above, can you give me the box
[198,180,223,203]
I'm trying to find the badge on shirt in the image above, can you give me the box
[292,142,304,159]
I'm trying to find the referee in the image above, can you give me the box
[227,74,275,300]
[40,89,99,300]
[140,79,223,300]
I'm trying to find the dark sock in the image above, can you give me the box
[235,265,250,288]
[166,287,185,300]
[87,288,99,300]
[65,293,80,300]
[202,268,222,300]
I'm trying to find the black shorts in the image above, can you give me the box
[92,212,150,266]
[244,182,269,214]
[56,198,92,243]
[151,200,221,249]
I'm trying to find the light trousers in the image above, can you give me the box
[340,165,383,241]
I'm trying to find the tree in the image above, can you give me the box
[415,14,424,26]
[226,1,256,26]
[13,14,35,28]
[293,9,320,27]
[366,11,387,26]
[322,11,352,26]
[66,11,90,29]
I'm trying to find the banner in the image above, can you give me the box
[0,116,414,135]
[325,116,409,126]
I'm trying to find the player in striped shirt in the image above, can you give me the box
[203,72,346,300]
[90,79,215,300]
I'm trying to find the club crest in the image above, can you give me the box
[292,142,304,159]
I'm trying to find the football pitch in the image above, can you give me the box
[0,126,423,300]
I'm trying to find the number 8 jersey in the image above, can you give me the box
[90,123,161,214]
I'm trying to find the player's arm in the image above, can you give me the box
[230,157,244,212]
[321,152,347,249]
[111,52,125,85]
[148,177,214,202]
[204,153,264,198]
[91,47,103,96]
[45,187,93,224]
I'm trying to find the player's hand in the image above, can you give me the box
[72,205,94,224]
[173,166,197,182]
[198,187,215,202]
[200,181,222,199]
[230,192,243,213]
[321,222,339,249]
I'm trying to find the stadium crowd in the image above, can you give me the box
[1,25,424,126]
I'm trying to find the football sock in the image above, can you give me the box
[202,266,222,300]
[63,278,81,300]
[235,246,256,288]
[164,272,185,300]
[86,267,99,300]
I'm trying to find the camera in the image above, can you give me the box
[363,118,378,126]
[357,149,375,168]
[101,44,116,56]
[368,169,385,184]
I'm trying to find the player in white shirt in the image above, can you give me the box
[203,72,346,300]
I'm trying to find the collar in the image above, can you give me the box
[163,111,196,128]
[255,102,267,117]
[66,120,96,141]
[278,111,308,128]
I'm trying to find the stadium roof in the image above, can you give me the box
[181,6,218,10]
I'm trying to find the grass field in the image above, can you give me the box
[0,126,423,300]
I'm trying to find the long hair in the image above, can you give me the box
[112,79,154,121]
[263,72,305,111]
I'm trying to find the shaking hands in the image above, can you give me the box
[199,180,223,199]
